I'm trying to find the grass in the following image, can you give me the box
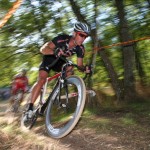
[120,114,137,126]
[78,98,150,136]
[0,98,150,150]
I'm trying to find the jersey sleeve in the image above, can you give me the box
[51,34,70,48]
[51,35,61,47]
[76,45,85,58]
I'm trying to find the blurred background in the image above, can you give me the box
[0,0,150,102]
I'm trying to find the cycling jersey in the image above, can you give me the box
[12,74,28,94]
[52,34,85,58]
[39,34,85,73]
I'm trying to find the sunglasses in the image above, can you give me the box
[77,32,88,39]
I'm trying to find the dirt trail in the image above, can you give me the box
[0,100,150,150]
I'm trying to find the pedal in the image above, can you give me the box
[86,90,96,97]
[61,103,67,108]
[57,103,67,110]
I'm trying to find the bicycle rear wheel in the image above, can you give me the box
[45,75,86,138]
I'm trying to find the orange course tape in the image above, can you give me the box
[0,0,23,28]
[0,0,149,53]
[92,36,150,53]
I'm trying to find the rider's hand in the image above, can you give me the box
[55,48,70,57]
[65,50,73,57]
[54,48,62,57]
[84,65,93,74]
[55,48,71,57]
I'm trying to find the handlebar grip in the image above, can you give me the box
[76,65,85,72]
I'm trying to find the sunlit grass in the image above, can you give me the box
[0,115,54,148]
[82,109,95,116]
[80,108,112,133]
[2,124,15,133]
[52,112,73,123]
[120,115,137,126]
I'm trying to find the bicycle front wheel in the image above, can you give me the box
[45,75,86,138]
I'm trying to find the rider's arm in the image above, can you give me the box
[10,77,15,94]
[40,41,56,55]
[77,58,85,71]
[77,58,91,74]
[11,74,17,86]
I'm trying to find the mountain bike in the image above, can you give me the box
[21,57,95,138]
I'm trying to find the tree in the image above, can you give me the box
[69,0,123,101]
[0,0,149,103]
[115,0,137,100]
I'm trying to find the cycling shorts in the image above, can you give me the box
[39,55,65,73]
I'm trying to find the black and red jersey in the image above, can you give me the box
[51,34,85,58]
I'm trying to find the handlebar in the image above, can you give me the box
[47,55,91,80]
[60,57,86,72]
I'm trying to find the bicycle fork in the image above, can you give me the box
[57,80,69,110]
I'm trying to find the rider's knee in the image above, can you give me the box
[37,77,47,86]
[66,66,74,76]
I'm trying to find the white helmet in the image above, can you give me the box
[74,22,90,35]
[21,69,27,74]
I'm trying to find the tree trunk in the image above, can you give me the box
[97,45,124,101]
[135,47,147,85]
[69,0,123,101]
[115,0,137,101]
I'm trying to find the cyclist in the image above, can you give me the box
[10,69,29,105]
[26,22,91,118]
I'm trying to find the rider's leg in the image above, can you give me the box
[19,93,24,103]
[9,95,15,105]
[38,57,70,115]
[19,87,25,104]
[66,66,74,76]
[27,70,48,111]
[40,66,74,113]
[9,86,17,106]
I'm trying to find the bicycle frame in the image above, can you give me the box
[21,57,96,133]
[39,59,78,104]
[34,57,95,106]
[40,72,96,105]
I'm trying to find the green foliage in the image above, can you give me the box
[0,0,149,89]
[0,0,13,11]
